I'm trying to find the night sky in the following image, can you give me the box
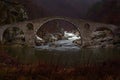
[20,0,120,25]
[34,0,101,17]
[20,0,101,19]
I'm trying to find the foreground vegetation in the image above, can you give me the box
[0,46,120,80]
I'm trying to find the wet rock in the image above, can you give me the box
[102,37,113,41]
[49,43,62,48]
[73,39,81,46]
[91,31,106,39]
[35,38,45,46]
[43,34,58,43]
[35,41,45,46]
[54,33,63,40]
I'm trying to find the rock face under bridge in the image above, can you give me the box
[0,17,119,48]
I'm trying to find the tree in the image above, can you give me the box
[87,0,120,25]
[0,0,27,44]
[0,0,28,25]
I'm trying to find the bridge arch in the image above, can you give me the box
[35,17,83,46]
[35,17,81,33]
[1,26,26,44]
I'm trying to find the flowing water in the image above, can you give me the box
[35,39,80,51]
[1,34,120,67]
[35,31,81,51]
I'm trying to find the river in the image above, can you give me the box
[4,46,120,67]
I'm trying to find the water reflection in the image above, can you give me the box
[5,47,120,67]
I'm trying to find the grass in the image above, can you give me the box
[0,48,120,80]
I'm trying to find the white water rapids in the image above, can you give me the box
[35,31,81,51]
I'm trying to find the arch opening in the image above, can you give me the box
[3,27,25,45]
[35,19,82,50]
[91,27,114,48]
[94,27,114,38]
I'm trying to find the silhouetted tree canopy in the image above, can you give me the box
[0,0,28,25]
[87,0,120,25]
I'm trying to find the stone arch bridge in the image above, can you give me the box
[0,17,118,47]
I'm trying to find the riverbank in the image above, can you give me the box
[0,48,120,80]
[0,57,120,80]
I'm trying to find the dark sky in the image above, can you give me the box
[20,0,101,19]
